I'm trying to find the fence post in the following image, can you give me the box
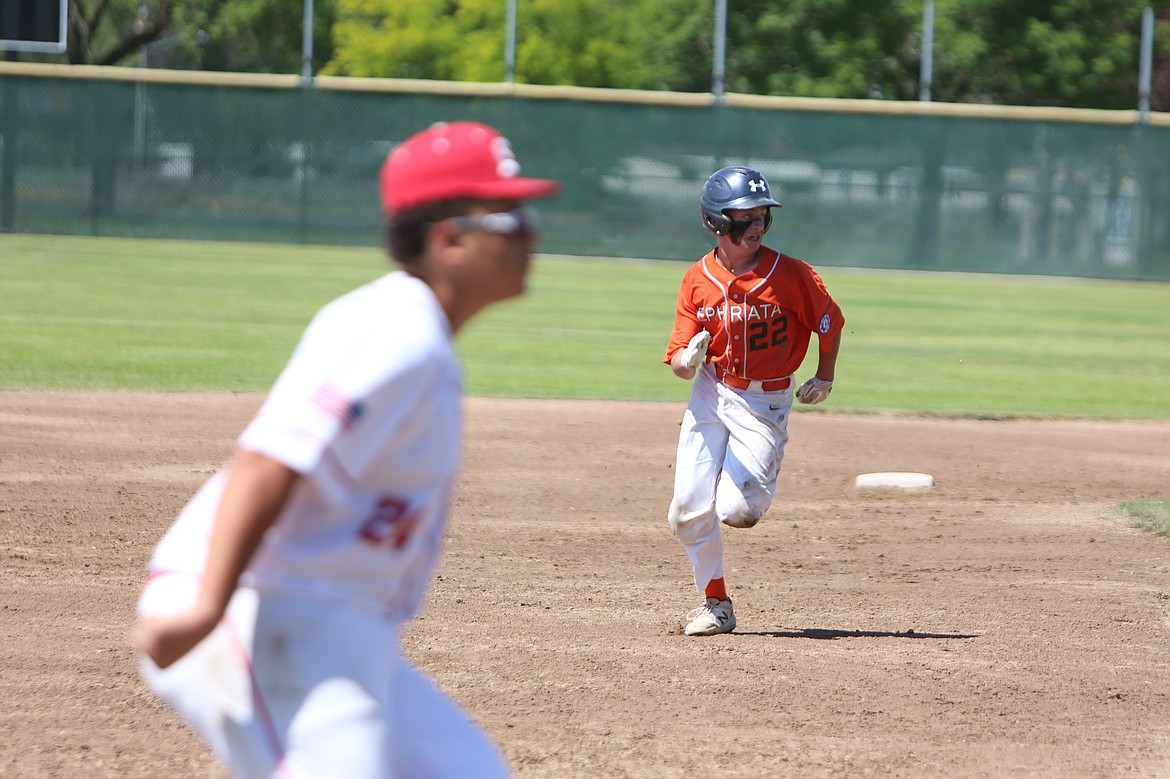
[301,0,315,87]
[1138,6,1153,123]
[919,0,934,102]
[505,0,517,84]
[712,0,727,104]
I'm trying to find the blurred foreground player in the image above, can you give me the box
[130,121,559,777]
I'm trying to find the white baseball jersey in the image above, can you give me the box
[147,271,462,621]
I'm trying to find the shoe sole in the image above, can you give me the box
[684,616,736,636]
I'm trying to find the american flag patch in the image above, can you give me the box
[311,383,365,430]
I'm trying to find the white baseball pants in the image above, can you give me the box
[137,574,509,779]
[668,362,792,592]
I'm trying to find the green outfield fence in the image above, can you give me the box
[2,62,1169,280]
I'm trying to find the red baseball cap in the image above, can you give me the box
[380,121,561,214]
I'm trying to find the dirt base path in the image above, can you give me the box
[3,392,1169,778]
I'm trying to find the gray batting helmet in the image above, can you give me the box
[700,166,782,236]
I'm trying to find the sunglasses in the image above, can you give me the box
[446,207,539,237]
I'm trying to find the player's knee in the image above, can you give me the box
[716,490,768,529]
[720,507,764,529]
[668,498,712,544]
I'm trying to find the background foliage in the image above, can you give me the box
[17,0,1170,111]
[59,0,336,73]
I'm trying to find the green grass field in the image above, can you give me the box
[1117,497,1170,541]
[3,233,1169,419]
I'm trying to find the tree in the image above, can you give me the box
[199,0,335,73]
[55,0,330,73]
[322,0,711,90]
[933,0,1170,109]
[28,0,1170,113]
[63,0,216,66]
[723,0,924,100]
[611,0,711,92]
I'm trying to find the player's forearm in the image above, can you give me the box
[196,449,299,619]
[670,351,698,380]
[815,332,842,382]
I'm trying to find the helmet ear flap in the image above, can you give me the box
[702,209,732,236]
[761,209,773,234]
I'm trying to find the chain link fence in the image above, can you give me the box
[2,63,1168,279]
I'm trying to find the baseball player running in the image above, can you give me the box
[663,165,844,636]
[129,121,560,778]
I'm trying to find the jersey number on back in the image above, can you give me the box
[359,496,421,551]
[748,315,788,351]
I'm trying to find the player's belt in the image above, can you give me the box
[714,364,791,392]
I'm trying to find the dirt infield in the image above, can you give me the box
[3,391,1170,778]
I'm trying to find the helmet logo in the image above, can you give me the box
[748,179,766,192]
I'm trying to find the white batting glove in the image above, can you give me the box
[796,377,833,405]
[679,331,711,370]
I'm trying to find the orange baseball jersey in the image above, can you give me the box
[664,247,844,382]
